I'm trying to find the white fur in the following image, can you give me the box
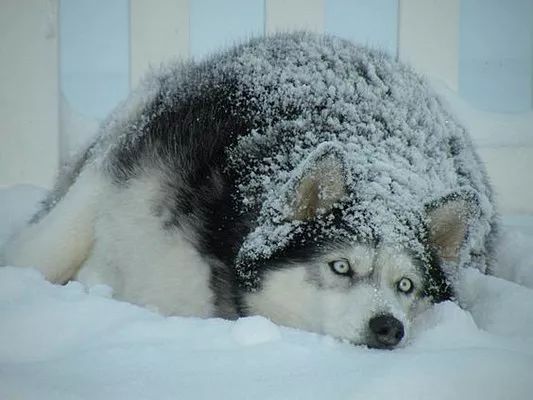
[3,169,215,317]
[75,173,215,317]
[245,245,428,345]
[2,167,102,283]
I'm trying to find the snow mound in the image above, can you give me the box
[232,315,282,346]
[1,264,533,400]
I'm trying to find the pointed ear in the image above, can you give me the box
[287,153,347,221]
[425,195,476,262]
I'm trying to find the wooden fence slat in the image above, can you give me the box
[325,0,398,57]
[265,0,324,34]
[190,0,264,60]
[59,0,130,160]
[130,0,189,88]
[459,0,533,113]
[0,0,59,188]
[398,0,460,92]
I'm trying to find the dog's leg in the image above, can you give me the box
[1,167,102,283]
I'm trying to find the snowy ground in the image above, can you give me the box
[1,186,533,400]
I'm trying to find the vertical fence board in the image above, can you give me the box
[265,0,324,34]
[190,0,264,60]
[130,0,189,88]
[398,0,460,91]
[325,0,398,57]
[459,0,533,113]
[59,0,129,159]
[0,0,59,188]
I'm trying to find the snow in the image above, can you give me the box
[1,185,533,399]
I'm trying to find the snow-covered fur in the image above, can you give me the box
[1,33,497,348]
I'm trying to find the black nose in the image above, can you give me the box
[368,314,404,349]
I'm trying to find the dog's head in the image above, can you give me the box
[241,149,475,349]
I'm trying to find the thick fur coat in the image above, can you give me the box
[2,33,497,347]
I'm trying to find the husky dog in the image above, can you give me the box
[2,33,497,349]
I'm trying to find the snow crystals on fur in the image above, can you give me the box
[88,33,496,290]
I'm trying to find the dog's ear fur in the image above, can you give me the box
[425,194,476,262]
[288,153,347,221]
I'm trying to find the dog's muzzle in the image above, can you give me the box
[367,314,404,349]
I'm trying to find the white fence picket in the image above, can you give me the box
[325,0,398,57]
[0,0,60,189]
[190,0,264,59]
[0,0,531,214]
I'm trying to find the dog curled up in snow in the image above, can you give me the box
[2,33,497,349]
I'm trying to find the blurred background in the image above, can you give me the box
[0,0,532,217]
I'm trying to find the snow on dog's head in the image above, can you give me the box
[240,146,478,348]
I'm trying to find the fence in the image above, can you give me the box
[1,0,532,214]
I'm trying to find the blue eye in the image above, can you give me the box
[397,277,414,294]
[329,259,352,276]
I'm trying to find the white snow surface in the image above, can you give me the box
[1,185,533,399]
